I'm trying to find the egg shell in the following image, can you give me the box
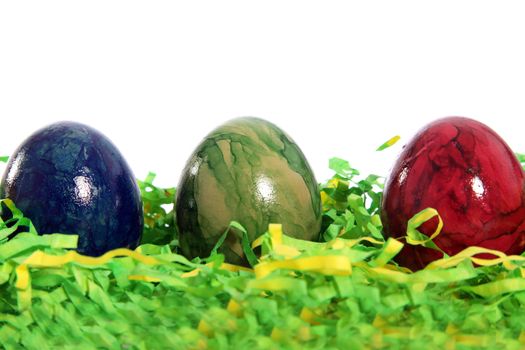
[381,116,525,270]
[176,117,322,265]
[0,122,143,256]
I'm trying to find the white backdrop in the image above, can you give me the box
[1,1,525,187]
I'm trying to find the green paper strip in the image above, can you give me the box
[376,135,401,151]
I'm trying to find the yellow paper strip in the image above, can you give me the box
[254,255,352,279]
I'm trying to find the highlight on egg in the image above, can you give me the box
[0,121,143,256]
[381,116,525,270]
[176,117,322,265]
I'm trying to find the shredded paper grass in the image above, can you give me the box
[2,147,525,349]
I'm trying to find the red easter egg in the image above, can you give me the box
[381,117,525,270]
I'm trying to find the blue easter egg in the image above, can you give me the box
[0,122,143,256]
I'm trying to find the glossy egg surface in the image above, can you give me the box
[382,117,525,270]
[0,122,143,256]
[176,117,322,264]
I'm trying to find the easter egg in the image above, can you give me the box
[0,122,143,256]
[176,117,322,265]
[381,116,525,270]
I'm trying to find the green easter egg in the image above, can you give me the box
[176,117,321,265]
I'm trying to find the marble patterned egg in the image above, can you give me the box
[381,116,525,270]
[0,122,143,256]
[176,117,322,265]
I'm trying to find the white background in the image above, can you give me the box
[1,1,525,187]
